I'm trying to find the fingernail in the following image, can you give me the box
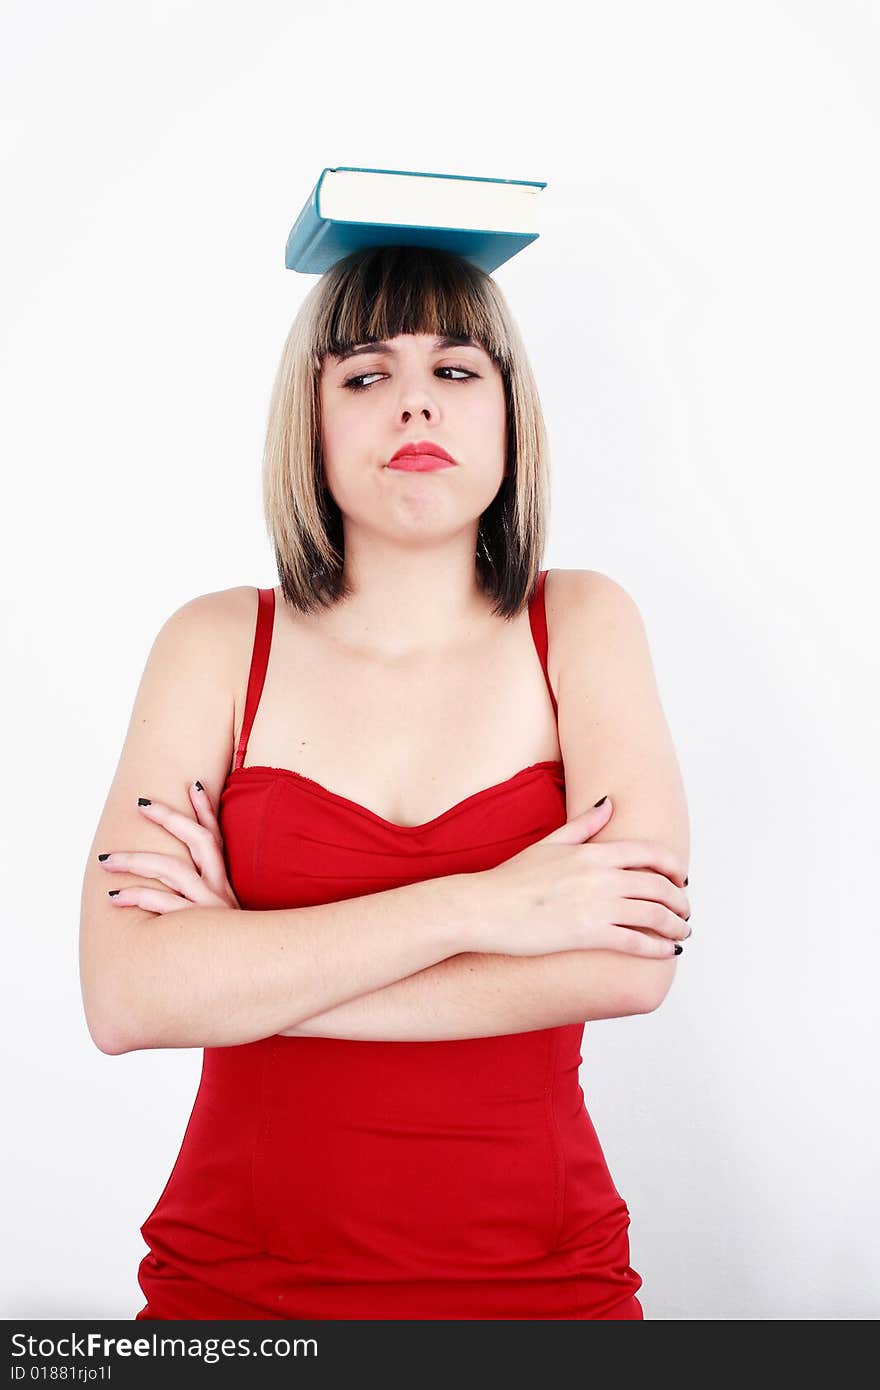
[674,944,683,955]
[108,890,120,897]
[194,780,204,792]
[138,797,151,806]
[593,795,607,807]
[684,876,689,886]
[97,853,110,862]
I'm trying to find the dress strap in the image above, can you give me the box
[528,569,558,719]
[233,587,276,772]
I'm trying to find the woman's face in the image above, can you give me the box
[317,331,507,546]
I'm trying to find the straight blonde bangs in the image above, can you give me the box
[262,244,551,617]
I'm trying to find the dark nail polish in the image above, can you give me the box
[593,796,607,807]
[195,780,204,792]
[97,853,110,862]
[674,943,683,954]
[108,890,120,897]
[138,797,151,806]
[684,876,689,886]
[685,913,691,921]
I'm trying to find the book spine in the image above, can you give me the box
[285,177,323,268]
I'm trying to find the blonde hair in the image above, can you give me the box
[262,244,551,618]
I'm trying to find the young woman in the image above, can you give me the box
[79,245,691,1320]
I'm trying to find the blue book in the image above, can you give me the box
[285,166,547,275]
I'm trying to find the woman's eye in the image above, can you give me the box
[343,373,382,391]
[343,366,475,392]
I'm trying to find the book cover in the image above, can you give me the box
[285,166,546,274]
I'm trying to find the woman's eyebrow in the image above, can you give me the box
[331,335,479,366]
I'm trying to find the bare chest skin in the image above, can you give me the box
[229,582,563,830]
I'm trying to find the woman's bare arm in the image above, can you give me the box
[281,569,691,1043]
[87,880,477,1053]
[81,573,688,1053]
[281,946,657,1041]
[79,590,476,1053]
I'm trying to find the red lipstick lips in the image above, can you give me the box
[386,441,457,471]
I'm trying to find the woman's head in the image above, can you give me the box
[263,244,550,617]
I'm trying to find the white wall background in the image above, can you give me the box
[1,0,876,1321]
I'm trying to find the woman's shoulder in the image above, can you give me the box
[543,568,648,680]
[155,585,268,682]
[171,583,262,618]
[165,584,264,636]
[544,567,641,622]
[158,587,272,749]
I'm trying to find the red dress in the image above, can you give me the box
[135,571,644,1320]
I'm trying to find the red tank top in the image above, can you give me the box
[135,571,644,1321]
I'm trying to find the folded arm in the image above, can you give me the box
[287,569,691,1043]
[283,945,658,1040]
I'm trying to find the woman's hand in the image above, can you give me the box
[98,780,240,914]
[467,795,691,958]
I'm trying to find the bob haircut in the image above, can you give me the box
[262,244,551,619]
